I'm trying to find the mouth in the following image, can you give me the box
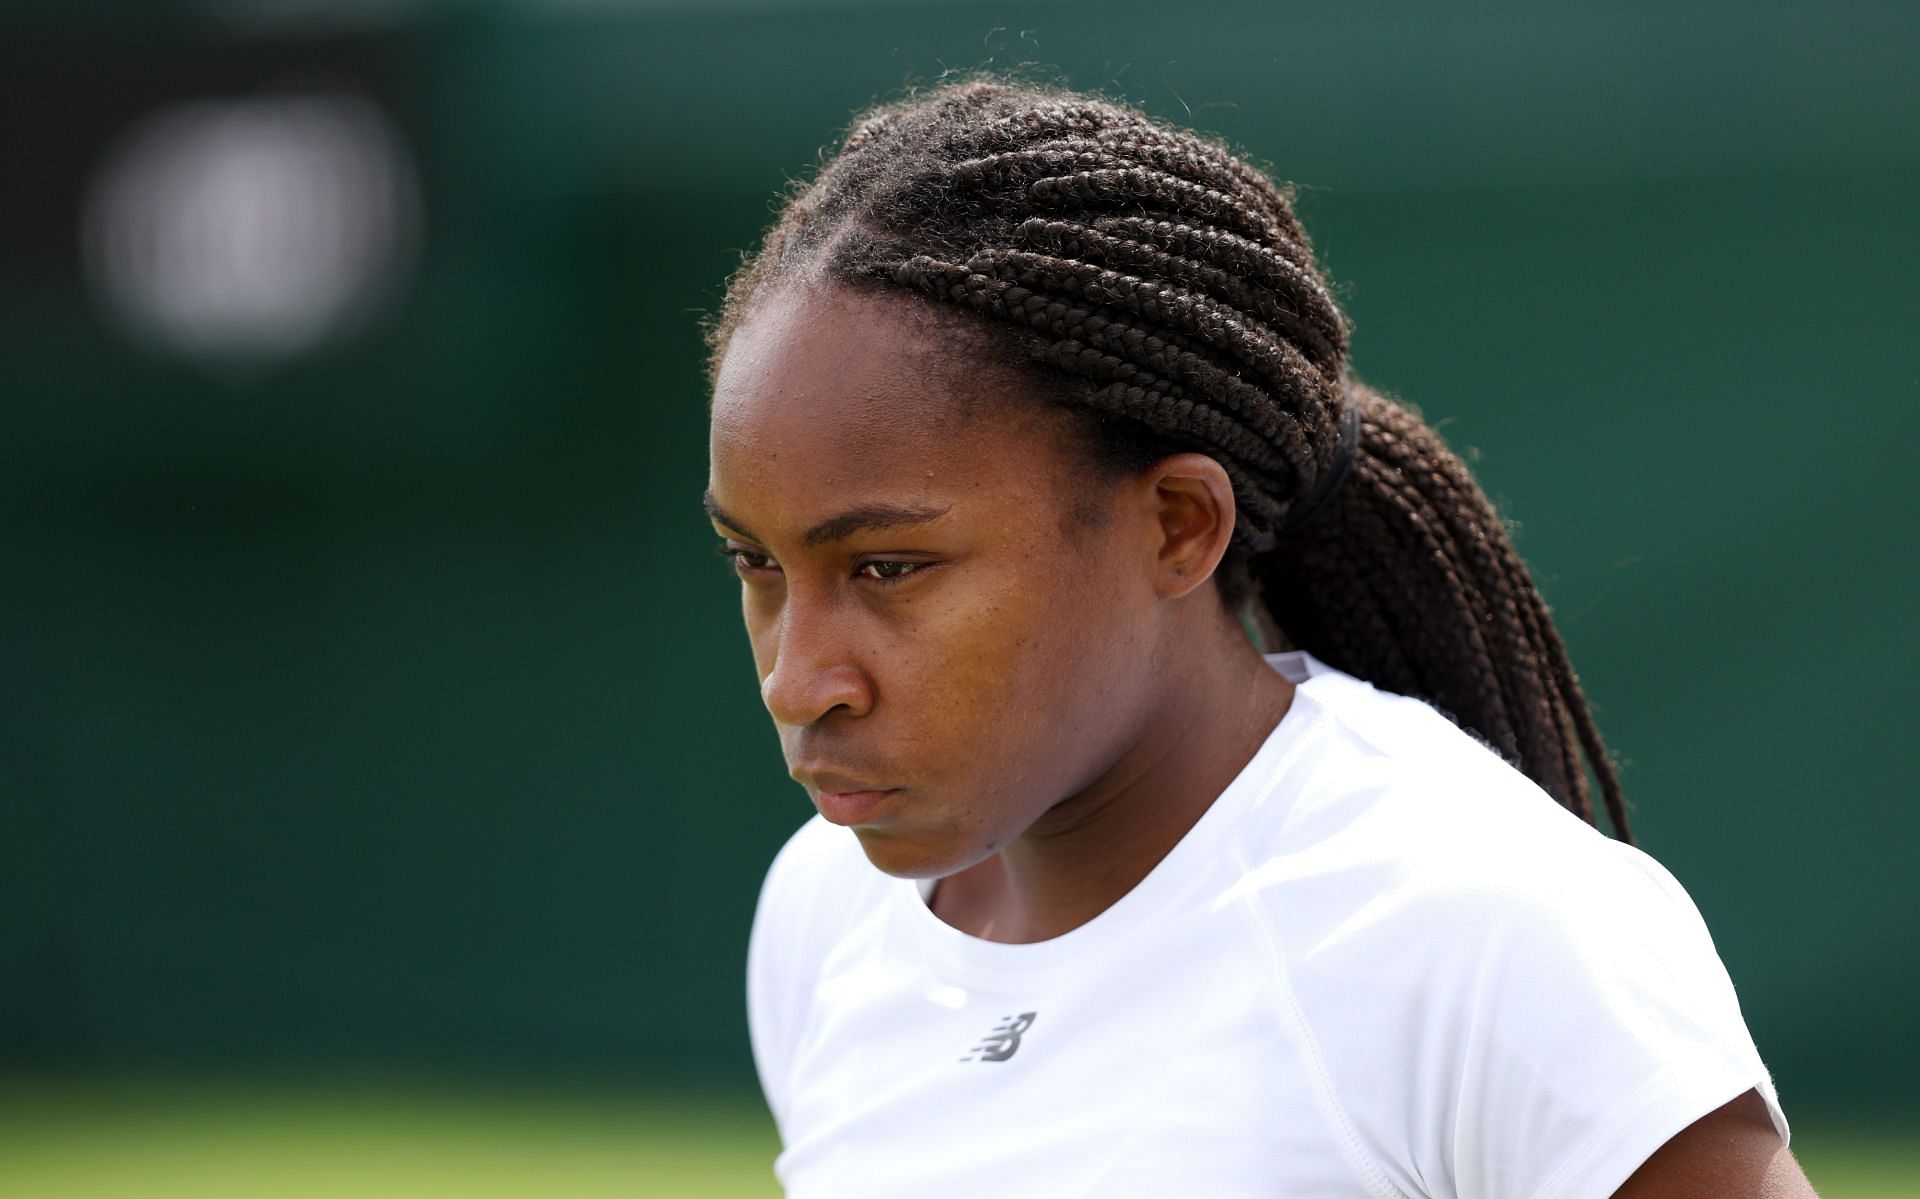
[793,768,903,827]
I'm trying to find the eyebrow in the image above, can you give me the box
[703,492,952,549]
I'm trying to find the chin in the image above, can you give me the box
[849,824,988,882]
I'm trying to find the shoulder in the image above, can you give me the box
[1247,661,1731,1019]
[1231,661,1780,1199]
[751,814,883,973]
[1250,659,1650,914]
[746,815,884,1126]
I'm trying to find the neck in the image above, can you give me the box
[932,620,1294,943]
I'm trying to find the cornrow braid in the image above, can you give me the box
[887,254,1296,531]
[706,77,1631,841]
[1086,217,1348,357]
[1011,219,1343,368]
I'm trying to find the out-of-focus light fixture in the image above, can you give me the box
[82,90,420,365]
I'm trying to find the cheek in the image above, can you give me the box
[903,554,1139,792]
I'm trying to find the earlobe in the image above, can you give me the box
[1148,453,1237,601]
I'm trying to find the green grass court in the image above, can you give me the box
[0,1079,1912,1197]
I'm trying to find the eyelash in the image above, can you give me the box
[716,544,926,587]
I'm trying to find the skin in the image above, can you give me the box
[707,281,1289,942]
[1615,1092,1816,1198]
[706,281,1817,1197]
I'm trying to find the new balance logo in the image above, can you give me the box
[959,1012,1036,1062]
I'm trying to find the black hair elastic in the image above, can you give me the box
[1273,389,1362,539]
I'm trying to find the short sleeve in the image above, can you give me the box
[746,850,794,1126]
[746,816,876,1134]
[747,822,814,1128]
[1444,840,1787,1199]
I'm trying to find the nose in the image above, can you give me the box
[758,594,875,727]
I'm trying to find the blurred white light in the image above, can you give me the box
[83,91,420,363]
[925,983,968,1011]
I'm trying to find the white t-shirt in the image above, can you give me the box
[746,652,1786,1198]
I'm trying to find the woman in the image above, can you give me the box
[703,78,1812,1197]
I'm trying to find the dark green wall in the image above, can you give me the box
[3,1,1915,1108]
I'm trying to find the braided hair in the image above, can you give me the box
[706,78,1630,840]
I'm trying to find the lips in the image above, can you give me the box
[793,768,902,827]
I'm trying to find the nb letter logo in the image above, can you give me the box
[960,1012,1036,1063]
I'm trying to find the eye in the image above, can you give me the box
[717,543,779,575]
[855,559,925,585]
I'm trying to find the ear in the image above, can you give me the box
[1142,452,1237,601]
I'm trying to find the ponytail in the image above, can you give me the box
[1258,383,1627,834]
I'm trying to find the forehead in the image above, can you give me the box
[708,285,1075,529]
[713,284,997,437]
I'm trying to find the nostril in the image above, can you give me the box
[761,660,874,727]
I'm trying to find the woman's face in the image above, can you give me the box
[706,285,1168,880]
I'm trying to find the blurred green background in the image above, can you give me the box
[3,0,1915,1194]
